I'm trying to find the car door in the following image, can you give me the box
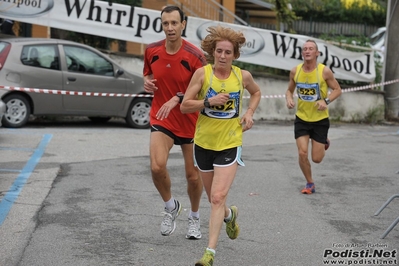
[61,44,128,115]
[15,44,64,114]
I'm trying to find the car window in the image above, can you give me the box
[21,45,60,70]
[0,41,10,53]
[63,45,114,76]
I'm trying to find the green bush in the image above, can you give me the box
[290,0,386,26]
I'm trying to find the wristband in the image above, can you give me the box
[176,92,184,104]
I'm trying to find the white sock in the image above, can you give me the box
[206,247,216,255]
[189,210,199,219]
[224,208,232,222]
[165,197,175,211]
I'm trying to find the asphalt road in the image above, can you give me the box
[0,118,398,266]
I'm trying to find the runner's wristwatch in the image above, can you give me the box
[324,98,331,105]
[204,98,211,108]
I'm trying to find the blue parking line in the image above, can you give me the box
[0,134,52,226]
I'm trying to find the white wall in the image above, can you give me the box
[110,55,385,122]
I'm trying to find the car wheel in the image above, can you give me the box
[2,94,31,128]
[88,116,112,123]
[125,97,151,129]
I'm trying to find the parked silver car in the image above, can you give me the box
[0,37,151,128]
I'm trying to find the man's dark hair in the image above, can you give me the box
[161,6,184,22]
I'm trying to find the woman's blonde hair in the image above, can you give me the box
[201,25,246,63]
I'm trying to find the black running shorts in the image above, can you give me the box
[294,116,330,144]
[150,125,193,145]
[194,144,245,172]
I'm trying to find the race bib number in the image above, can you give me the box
[296,83,321,102]
[202,89,240,119]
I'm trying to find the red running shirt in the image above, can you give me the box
[143,39,206,138]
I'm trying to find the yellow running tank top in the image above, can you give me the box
[194,64,243,151]
[295,63,329,122]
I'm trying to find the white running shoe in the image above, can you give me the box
[160,199,182,236]
[186,216,202,239]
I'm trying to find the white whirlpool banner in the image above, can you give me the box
[0,0,375,82]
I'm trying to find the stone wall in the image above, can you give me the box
[109,54,385,123]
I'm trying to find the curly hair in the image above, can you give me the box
[201,25,246,63]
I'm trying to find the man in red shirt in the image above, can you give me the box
[143,5,207,239]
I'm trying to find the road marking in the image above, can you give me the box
[0,134,52,226]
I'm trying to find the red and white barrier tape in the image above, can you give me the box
[254,78,399,99]
[340,78,399,93]
[0,85,154,98]
[244,79,399,99]
[1,78,399,99]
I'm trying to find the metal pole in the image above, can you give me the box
[381,0,391,83]
[383,0,399,119]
